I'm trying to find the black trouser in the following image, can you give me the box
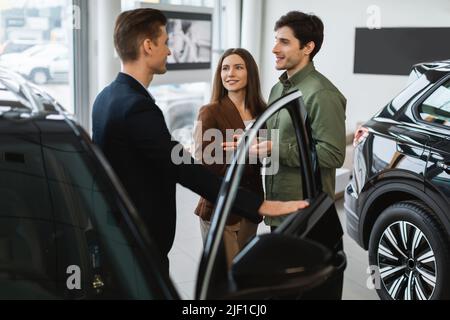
[270,226,344,300]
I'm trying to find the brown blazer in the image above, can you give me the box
[194,96,264,225]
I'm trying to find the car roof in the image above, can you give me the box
[413,59,450,74]
[0,67,74,125]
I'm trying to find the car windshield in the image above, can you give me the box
[21,45,47,56]
[32,47,67,59]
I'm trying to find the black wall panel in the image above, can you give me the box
[354,28,450,76]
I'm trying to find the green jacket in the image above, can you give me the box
[265,62,347,227]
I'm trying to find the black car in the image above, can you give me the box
[345,60,450,300]
[0,68,345,300]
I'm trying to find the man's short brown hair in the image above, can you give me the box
[114,8,167,63]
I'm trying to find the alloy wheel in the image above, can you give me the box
[377,221,436,300]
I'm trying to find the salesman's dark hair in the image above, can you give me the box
[275,11,324,60]
[114,8,167,62]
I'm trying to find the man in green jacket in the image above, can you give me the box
[223,11,347,298]
[265,11,347,228]
[265,11,347,299]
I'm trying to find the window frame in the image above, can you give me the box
[73,0,91,130]
[412,73,450,132]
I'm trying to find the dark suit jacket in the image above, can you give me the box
[92,73,263,258]
[194,96,264,225]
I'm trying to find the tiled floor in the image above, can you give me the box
[170,185,379,300]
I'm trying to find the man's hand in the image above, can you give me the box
[249,140,272,157]
[258,200,309,217]
[223,134,273,157]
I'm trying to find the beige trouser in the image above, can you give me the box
[200,218,258,268]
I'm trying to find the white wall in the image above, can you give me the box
[241,0,263,64]
[260,0,450,132]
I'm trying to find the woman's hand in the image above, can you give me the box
[258,200,309,217]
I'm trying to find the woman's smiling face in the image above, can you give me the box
[221,54,248,93]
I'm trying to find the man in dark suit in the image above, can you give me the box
[92,8,308,273]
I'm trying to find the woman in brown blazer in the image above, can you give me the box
[194,48,266,267]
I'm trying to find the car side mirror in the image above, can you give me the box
[230,233,345,299]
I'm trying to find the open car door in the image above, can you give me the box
[195,90,347,300]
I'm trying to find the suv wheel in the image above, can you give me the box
[30,68,49,85]
[369,201,450,300]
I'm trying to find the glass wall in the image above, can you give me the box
[0,0,76,113]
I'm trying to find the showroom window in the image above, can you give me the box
[418,79,450,128]
[0,0,78,114]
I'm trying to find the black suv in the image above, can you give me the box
[345,60,450,300]
[0,68,345,299]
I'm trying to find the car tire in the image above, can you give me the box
[368,200,450,300]
[30,68,49,85]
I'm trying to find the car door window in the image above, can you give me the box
[40,132,159,299]
[0,128,166,299]
[0,133,58,299]
[196,91,337,299]
[418,78,450,127]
